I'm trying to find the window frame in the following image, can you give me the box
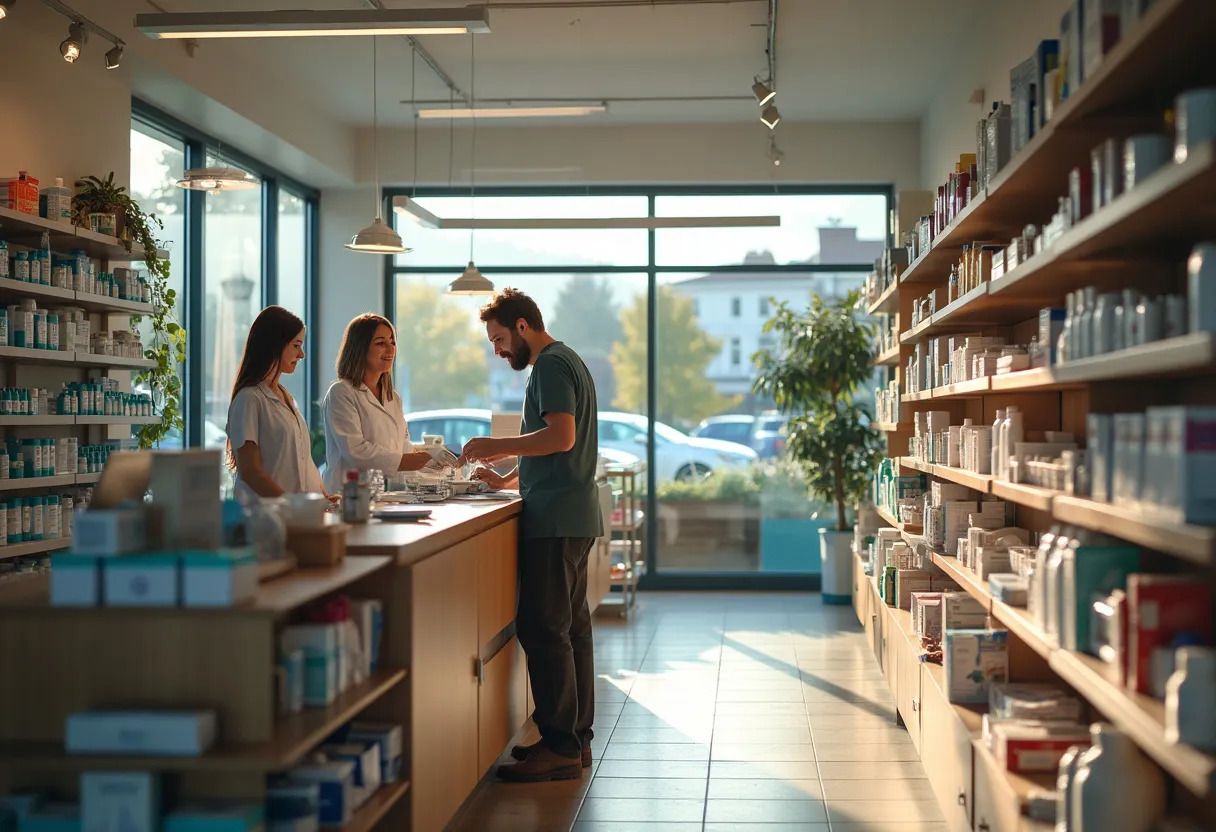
[384,183,892,591]
[132,100,322,446]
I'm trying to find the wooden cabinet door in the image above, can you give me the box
[411,538,481,832]
[478,637,528,774]
[478,519,519,647]
[894,629,923,751]
[919,666,974,832]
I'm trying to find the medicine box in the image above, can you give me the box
[345,722,404,783]
[50,554,101,607]
[288,762,355,828]
[1127,575,1213,696]
[181,548,258,607]
[1088,413,1115,502]
[1145,406,1216,524]
[349,598,383,677]
[150,450,222,550]
[319,742,381,807]
[1,174,39,216]
[281,624,341,707]
[944,629,1009,703]
[163,803,264,832]
[991,722,1092,774]
[911,592,943,640]
[895,569,932,611]
[1112,412,1145,506]
[1082,0,1122,81]
[940,592,988,634]
[71,509,145,556]
[266,783,319,832]
[1060,543,1139,654]
[65,711,217,756]
[20,803,79,832]
[103,554,180,607]
[80,772,160,832]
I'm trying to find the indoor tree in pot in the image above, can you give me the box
[753,290,884,603]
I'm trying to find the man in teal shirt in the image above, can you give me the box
[462,288,603,782]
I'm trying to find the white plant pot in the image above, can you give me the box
[819,527,852,604]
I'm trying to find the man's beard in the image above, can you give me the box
[504,332,531,371]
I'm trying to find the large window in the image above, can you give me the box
[129,121,187,448]
[388,186,889,586]
[131,104,320,470]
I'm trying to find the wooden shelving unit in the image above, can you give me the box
[0,537,72,562]
[865,3,1216,825]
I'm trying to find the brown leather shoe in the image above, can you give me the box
[496,746,583,782]
[511,741,592,768]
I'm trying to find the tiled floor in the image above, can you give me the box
[450,592,945,832]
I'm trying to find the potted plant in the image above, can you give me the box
[753,290,884,602]
[73,173,186,449]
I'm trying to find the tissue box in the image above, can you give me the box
[319,742,381,806]
[181,549,258,607]
[945,629,1008,703]
[103,554,179,607]
[344,722,404,783]
[288,763,355,827]
[163,804,264,832]
[281,624,341,707]
[65,711,216,756]
[50,554,101,607]
[81,773,160,832]
[71,509,145,556]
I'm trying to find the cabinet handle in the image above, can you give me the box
[979,822,990,832]
[956,790,967,807]
[474,657,485,686]
[912,699,919,712]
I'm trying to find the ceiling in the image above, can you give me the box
[151,0,986,127]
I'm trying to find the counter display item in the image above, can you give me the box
[944,628,1009,703]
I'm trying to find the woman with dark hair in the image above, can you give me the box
[321,313,458,493]
[225,305,324,501]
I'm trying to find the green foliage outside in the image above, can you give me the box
[393,283,488,410]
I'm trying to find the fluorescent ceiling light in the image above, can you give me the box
[392,197,780,230]
[135,8,489,39]
[416,105,607,120]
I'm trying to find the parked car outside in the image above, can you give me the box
[693,413,787,460]
[598,411,756,482]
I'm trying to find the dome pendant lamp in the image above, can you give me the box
[348,35,409,254]
[447,31,492,295]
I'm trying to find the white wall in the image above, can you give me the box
[359,120,921,191]
[920,0,1070,188]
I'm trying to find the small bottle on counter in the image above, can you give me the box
[342,470,370,524]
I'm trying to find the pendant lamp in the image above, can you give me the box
[348,35,409,254]
[176,165,257,193]
[447,31,493,295]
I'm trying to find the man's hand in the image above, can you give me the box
[461,436,510,463]
[470,467,508,490]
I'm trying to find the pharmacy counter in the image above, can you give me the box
[347,497,527,832]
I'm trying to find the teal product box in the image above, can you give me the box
[181,548,257,608]
[50,553,102,607]
[80,772,160,832]
[288,762,355,828]
[344,722,404,783]
[280,624,341,707]
[1061,543,1139,654]
[164,803,264,832]
[278,649,304,715]
[103,554,180,607]
[944,629,1009,704]
[20,803,79,832]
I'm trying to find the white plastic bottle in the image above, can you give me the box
[990,409,1006,478]
[1071,724,1165,832]
[1165,646,1216,753]
[1001,406,1023,482]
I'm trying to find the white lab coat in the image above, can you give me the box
[226,382,324,502]
[322,379,415,493]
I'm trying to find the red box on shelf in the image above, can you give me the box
[1,172,39,215]
[1127,575,1213,696]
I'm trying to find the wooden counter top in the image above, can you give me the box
[345,498,522,567]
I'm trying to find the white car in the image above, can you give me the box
[597,411,757,482]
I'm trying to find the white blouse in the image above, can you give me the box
[226,383,324,502]
[322,379,415,493]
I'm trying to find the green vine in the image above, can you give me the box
[73,173,186,449]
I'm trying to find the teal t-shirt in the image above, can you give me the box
[518,341,603,539]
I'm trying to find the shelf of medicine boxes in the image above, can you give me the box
[0,278,156,317]
[0,205,170,262]
[897,0,1216,290]
[927,547,1216,800]
[0,415,159,427]
[0,555,405,771]
[0,347,155,371]
[875,502,922,536]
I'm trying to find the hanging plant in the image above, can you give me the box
[73,173,186,449]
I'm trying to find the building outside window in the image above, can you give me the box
[730,297,741,317]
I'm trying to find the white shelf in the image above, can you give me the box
[75,472,102,484]
[73,295,155,315]
[74,352,155,370]
[75,415,159,425]
[0,475,76,492]
[0,416,76,426]
[0,346,75,366]
[0,278,76,303]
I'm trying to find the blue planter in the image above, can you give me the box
[759,517,830,573]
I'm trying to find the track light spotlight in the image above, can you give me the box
[61,21,85,63]
[760,103,781,130]
[0,2,16,22]
[752,79,775,106]
[105,44,123,69]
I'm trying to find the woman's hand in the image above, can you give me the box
[471,467,508,490]
[399,451,434,472]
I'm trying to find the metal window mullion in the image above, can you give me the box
[184,138,206,448]
[263,177,279,309]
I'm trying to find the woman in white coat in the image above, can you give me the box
[226,305,325,502]
[322,313,457,492]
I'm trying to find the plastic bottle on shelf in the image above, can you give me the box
[1001,406,1023,482]
[990,409,1006,478]
[1071,724,1165,832]
[1165,646,1216,753]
